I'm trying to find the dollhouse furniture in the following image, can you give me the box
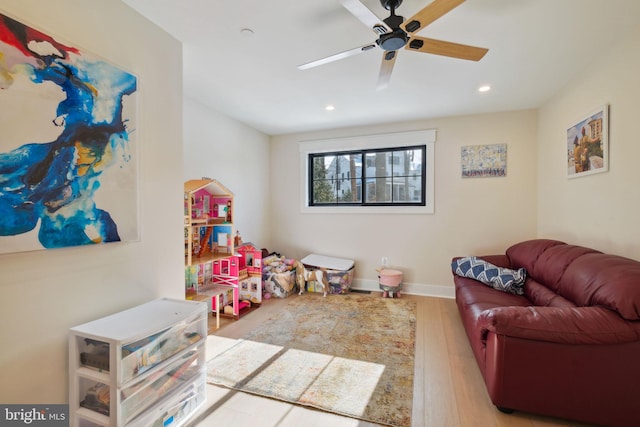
[193,285,230,329]
[68,298,207,427]
[210,243,262,319]
[452,239,640,427]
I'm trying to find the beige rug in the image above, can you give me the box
[206,293,416,427]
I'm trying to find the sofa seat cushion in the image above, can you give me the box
[455,276,530,308]
[452,256,526,295]
[524,279,576,308]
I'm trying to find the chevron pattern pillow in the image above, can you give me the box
[452,256,526,295]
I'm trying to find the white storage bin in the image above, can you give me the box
[301,254,355,294]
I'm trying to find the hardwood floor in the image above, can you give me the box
[189,293,593,427]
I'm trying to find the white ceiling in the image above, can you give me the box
[123,0,640,135]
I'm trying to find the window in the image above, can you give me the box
[299,130,436,214]
[309,146,425,206]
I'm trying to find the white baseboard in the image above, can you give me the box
[350,278,455,299]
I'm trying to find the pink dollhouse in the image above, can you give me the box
[184,179,261,320]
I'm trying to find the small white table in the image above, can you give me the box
[191,285,231,330]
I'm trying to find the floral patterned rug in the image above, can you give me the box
[206,293,416,427]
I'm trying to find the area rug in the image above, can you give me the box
[206,293,416,427]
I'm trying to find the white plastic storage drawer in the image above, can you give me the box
[126,372,206,427]
[121,344,204,424]
[120,314,204,384]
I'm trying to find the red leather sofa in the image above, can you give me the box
[452,239,640,427]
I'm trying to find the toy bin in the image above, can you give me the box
[261,254,298,298]
[301,254,355,294]
[378,268,403,298]
[262,270,296,298]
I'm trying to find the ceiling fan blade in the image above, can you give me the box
[298,43,377,70]
[401,0,466,34]
[339,0,390,35]
[406,36,488,61]
[376,50,397,91]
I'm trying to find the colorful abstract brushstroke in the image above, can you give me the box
[0,13,138,253]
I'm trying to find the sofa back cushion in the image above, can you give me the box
[506,239,566,273]
[506,239,601,295]
[560,253,640,321]
[508,239,640,320]
[527,244,601,293]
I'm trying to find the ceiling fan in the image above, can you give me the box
[298,0,489,90]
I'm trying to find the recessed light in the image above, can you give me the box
[240,28,254,37]
[478,85,491,93]
[325,105,335,111]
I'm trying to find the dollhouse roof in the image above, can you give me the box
[184,179,234,197]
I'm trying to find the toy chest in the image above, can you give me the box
[301,254,355,294]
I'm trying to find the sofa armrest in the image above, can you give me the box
[479,306,640,345]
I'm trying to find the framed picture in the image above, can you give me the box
[567,105,608,178]
[0,12,138,254]
[461,144,507,178]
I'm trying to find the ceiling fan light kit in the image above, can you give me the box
[298,0,489,89]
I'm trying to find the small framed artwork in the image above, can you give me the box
[567,105,609,178]
[461,144,507,178]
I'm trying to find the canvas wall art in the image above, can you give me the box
[461,144,507,178]
[567,105,608,178]
[0,12,138,254]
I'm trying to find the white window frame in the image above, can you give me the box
[299,130,436,214]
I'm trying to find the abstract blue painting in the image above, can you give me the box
[0,12,138,254]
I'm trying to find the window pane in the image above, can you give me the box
[324,155,337,177]
[337,178,361,203]
[366,152,392,177]
[312,157,329,180]
[335,153,359,179]
[412,183,423,202]
[371,176,391,202]
[313,179,336,204]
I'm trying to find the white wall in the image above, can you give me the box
[538,22,640,259]
[0,0,184,403]
[270,109,539,294]
[184,97,271,248]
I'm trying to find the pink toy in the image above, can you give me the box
[378,268,403,298]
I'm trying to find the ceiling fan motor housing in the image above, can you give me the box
[377,28,408,51]
[380,0,403,11]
